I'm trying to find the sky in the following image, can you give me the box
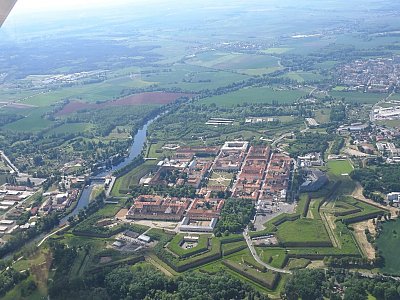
[12,0,133,14]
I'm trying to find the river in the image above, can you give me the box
[60,114,159,224]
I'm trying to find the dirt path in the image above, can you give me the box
[352,182,397,215]
[307,260,325,269]
[145,255,174,277]
[321,212,340,248]
[352,221,376,260]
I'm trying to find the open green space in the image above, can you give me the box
[200,87,310,106]
[276,218,332,247]
[207,171,234,188]
[326,159,353,176]
[4,107,54,132]
[45,123,93,136]
[186,51,280,71]
[376,219,400,275]
[285,71,326,83]
[329,91,384,104]
[256,247,288,269]
[167,234,210,258]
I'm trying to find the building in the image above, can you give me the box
[179,217,218,233]
[126,195,190,221]
[300,169,329,192]
[261,153,292,201]
[297,152,324,167]
[186,198,224,220]
[338,123,369,134]
[376,142,400,157]
[387,192,400,204]
[138,234,151,243]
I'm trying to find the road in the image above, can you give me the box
[0,150,19,174]
[37,224,69,247]
[243,228,292,274]
[271,132,292,148]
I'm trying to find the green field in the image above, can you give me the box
[326,160,354,176]
[200,87,309,106]
[276,218,332,247]
[329,91,385,104]
[4,107,54,132]
[256,247,288,269]
[285,71,326,83]
[186,51,280,71]
[376,219,400,275]
[45,123,93,136]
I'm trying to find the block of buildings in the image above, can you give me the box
[186,198,224,220]
[126,195,190,221]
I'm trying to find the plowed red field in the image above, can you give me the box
[56,92,191,116]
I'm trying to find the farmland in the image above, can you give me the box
[56,92,191,116]
[329,91,384,104]
[200,86,310,106]
[185,51,281,73]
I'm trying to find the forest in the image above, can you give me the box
[284,268,400,300]
[48,247,268,300]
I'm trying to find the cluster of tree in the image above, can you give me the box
[130,184,197,199]
[49,262,268,300]
[289,132,333,158]
[65,105,160,137]
[0,213,59,258]
[68,190,106,226]
[0,267,29,297]
[0,113,24,126]
[112,156,144,177]
[284,268,400,300]
[351,165,400,195]
[48,242,78,297]
[324,256,383,269]
[330,104,346,122]
[284,269,326,300]
[158,168,188,184]
[215,198,255,235]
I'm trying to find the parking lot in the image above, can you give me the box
[253,201,296,231]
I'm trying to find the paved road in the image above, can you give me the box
[243,228,292,274]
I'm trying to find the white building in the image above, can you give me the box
[387,192,400,203]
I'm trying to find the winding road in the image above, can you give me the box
[243,228,292,274]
